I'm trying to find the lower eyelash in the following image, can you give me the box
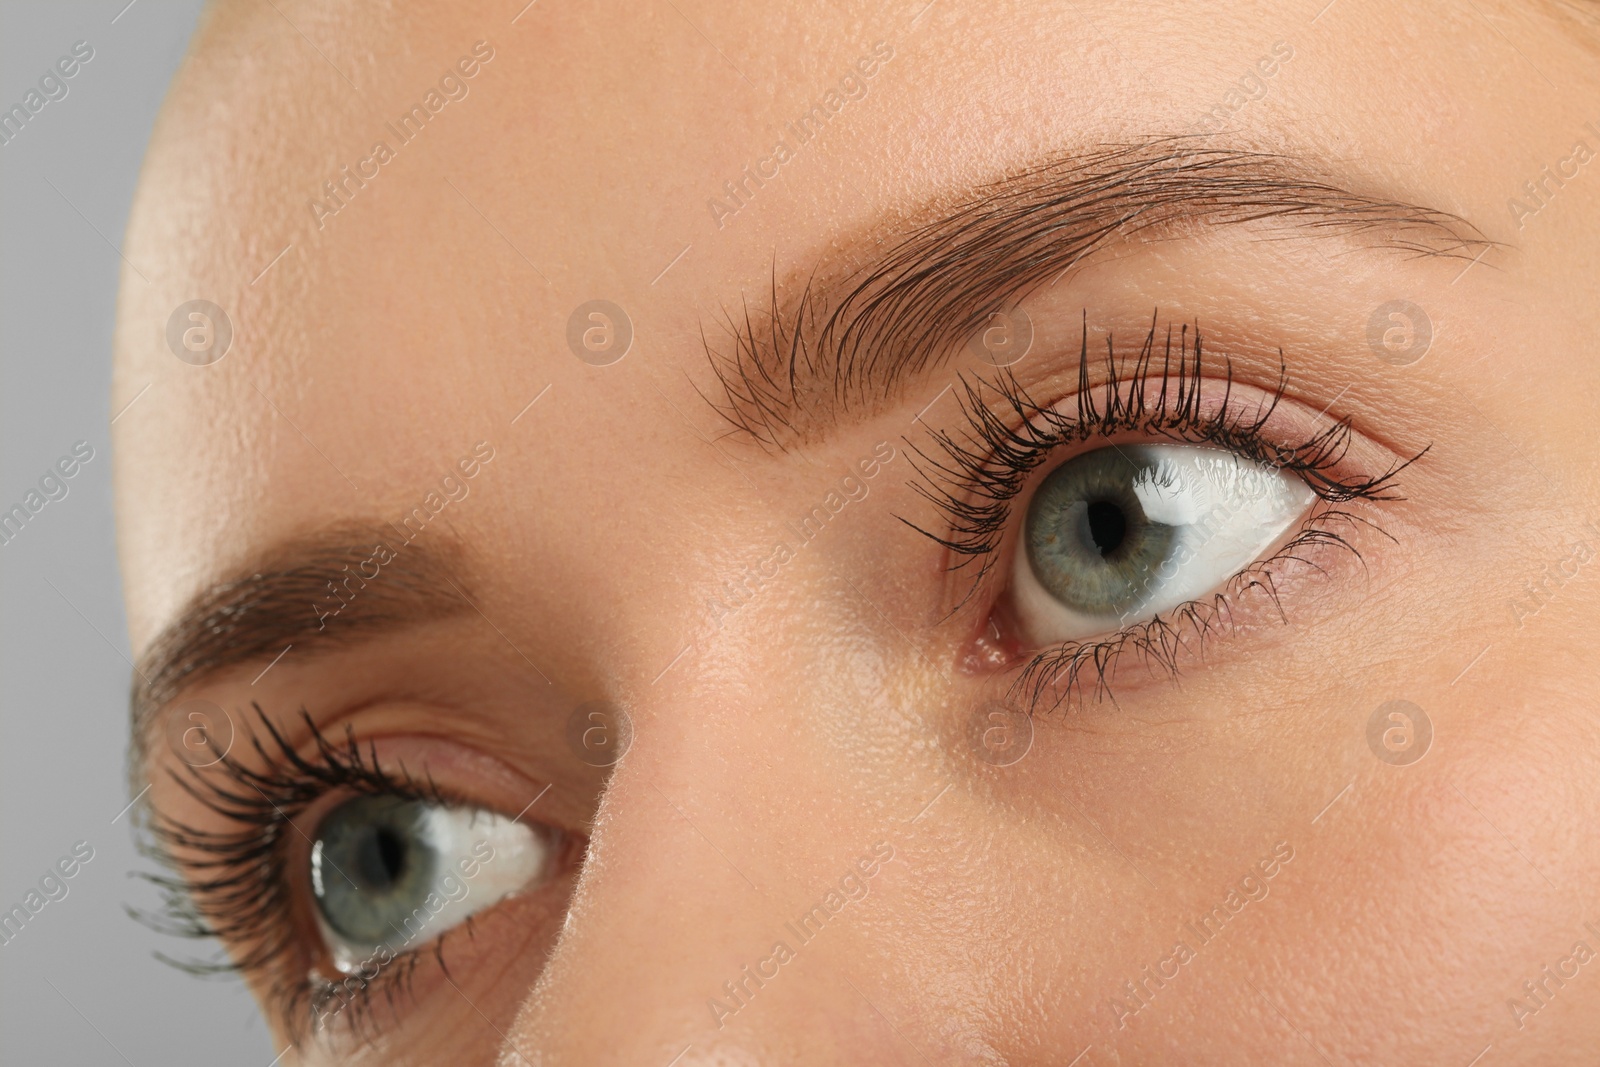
[1009,501,1390,710]
[304,928,460,1045]
[133,705,451,1044]
[900,309,1424,709]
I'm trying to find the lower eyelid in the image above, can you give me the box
[976,493,1390,709]
[302,864,578,1046]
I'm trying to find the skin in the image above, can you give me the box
[113,0,1600,1063]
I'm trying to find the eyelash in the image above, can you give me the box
[134,317,1416,1037]
[136,706,468,1044]
[902,312,1424,710]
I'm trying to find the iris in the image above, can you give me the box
[1026,448,1183,618]
[312,796,439,947]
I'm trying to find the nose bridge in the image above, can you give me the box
[499,681,920,1066]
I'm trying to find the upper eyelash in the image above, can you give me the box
[900,309,1424,707]
[128,314,1419,1037]
[133,705,455,1043]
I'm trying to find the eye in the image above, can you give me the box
[1008,443,1315,644]
[309,794,556,974]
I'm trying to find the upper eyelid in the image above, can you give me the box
[914,315,1418,508]
[901,328,1420,626]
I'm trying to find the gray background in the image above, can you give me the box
[1,1,276,1062]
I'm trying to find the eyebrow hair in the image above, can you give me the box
[130,526,473,769]
[704,137,1492,448]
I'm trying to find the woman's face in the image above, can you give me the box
[114,1,1600,1062]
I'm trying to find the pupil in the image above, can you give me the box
[358,825,409,890]
[1085,499,1127,557]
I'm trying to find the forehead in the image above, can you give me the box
[111,0,1584,647]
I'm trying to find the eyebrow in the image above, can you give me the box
[130,525,473,768]
[130,141,1487,764]
[704,137,1492,447]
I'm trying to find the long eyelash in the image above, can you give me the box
[902,309,1424,708]
[1008,516,1369,711]
[132,705,452,1044]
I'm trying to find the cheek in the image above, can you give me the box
[1251,710,1600,1057]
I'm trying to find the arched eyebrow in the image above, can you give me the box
[129,526,473,772]
[127,146,1490,771]
[703,139,1492,448]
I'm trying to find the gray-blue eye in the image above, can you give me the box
[1014,444,1314,642]
[310,795,553,974]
